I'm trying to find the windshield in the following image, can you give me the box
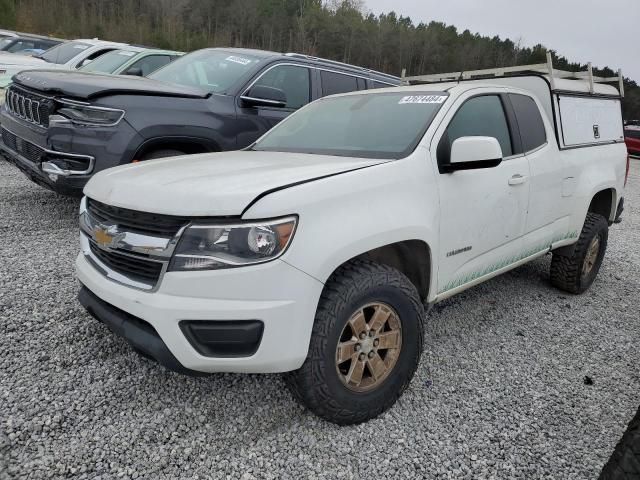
[253,92,449,159]
[149,49,262,93]
[81,49,137,73]
[39,41,91,64]
[0,38,15,50]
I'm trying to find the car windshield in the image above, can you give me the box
[0,38,15,50]
[38,41,91,64]
[253,92,449,159]
[149,49,262,93]
[81,49,137,73]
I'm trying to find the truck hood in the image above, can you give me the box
[84,151,389,217]
[11,70,209,100]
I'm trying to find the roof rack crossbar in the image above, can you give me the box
[283,53,399,80]
[404,51,625,97]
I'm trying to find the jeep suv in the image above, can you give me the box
[0,47,400,195]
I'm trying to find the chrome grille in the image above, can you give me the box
[5,86,55,127]
[81,198,188,291]
[87,198,190,237]
[89,240,164,284]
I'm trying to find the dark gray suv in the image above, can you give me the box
[0,48,400,195]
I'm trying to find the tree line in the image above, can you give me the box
[1,0,638,118]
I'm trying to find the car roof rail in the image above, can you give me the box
[404,52,625,97]
[283,53,400,80]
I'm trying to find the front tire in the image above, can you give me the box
[550,212,609,294]
[285,260,425,425]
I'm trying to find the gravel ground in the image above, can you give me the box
[1,158,639,480]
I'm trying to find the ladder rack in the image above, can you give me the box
[404,52,625,97]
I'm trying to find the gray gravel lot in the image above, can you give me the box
[1,158,639,480]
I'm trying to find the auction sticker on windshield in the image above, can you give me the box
[226,55,253,66]
[399,95,447,104]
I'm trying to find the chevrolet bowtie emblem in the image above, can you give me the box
[94,224,124,249]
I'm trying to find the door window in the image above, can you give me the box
[75,48,117,68]
[438,95,513,164]
[509,94,547,152]
[371,81,393,89]
[252,65,310,109]
[320,71,359,96]
[128,55,172,76]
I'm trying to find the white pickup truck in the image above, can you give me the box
[76,65,628,424]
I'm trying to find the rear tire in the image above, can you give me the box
[550,212,609,294]
[139,149,186,161]
[600,406,640,479]
[284,260,425,425]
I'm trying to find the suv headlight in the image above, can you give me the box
[169,216,297,271]
[58,101,125,126]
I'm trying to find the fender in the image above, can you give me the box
[242,154,441,302]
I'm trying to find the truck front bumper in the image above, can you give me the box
[0,108,140,195]
[0,126,94,196]
[75,253,324,374]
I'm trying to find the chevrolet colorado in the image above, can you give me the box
[76,70,627,424]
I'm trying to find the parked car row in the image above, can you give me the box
[0,32,63,56]
[0,47,400,195]
[0,37,183,101]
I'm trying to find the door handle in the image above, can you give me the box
[508,174,528,186]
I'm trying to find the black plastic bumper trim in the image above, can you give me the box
[179,320,264,358]
[78,286,208,376]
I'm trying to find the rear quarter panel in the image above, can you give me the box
[564,142,627,227]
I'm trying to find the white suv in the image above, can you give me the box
[76,73,628,424]
[0,38,130,94]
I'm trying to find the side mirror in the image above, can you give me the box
[79,58,93,68]
[240,85,287,108]
[444,136,503,172]
[125,67,143,77]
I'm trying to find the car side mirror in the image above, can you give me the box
[79,58,93,68]
[240,85,287,108]
[125,67,143,77]
[443,136,503,172]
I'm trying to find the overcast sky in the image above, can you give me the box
[364,0,639,83]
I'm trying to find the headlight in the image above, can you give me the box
[57,101,125,126]
[169,216,297,271]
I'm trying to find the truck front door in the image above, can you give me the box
[432,92,531,297]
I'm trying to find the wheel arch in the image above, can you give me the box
[324,239,433,302]
[555,187,617,257]
[588,187,617,224]
[132,136,221,162]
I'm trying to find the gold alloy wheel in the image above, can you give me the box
[582,236,601,276]
[335,302,402,392]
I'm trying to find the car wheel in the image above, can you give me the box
[550,212,609,294]
[285,260,425,425]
